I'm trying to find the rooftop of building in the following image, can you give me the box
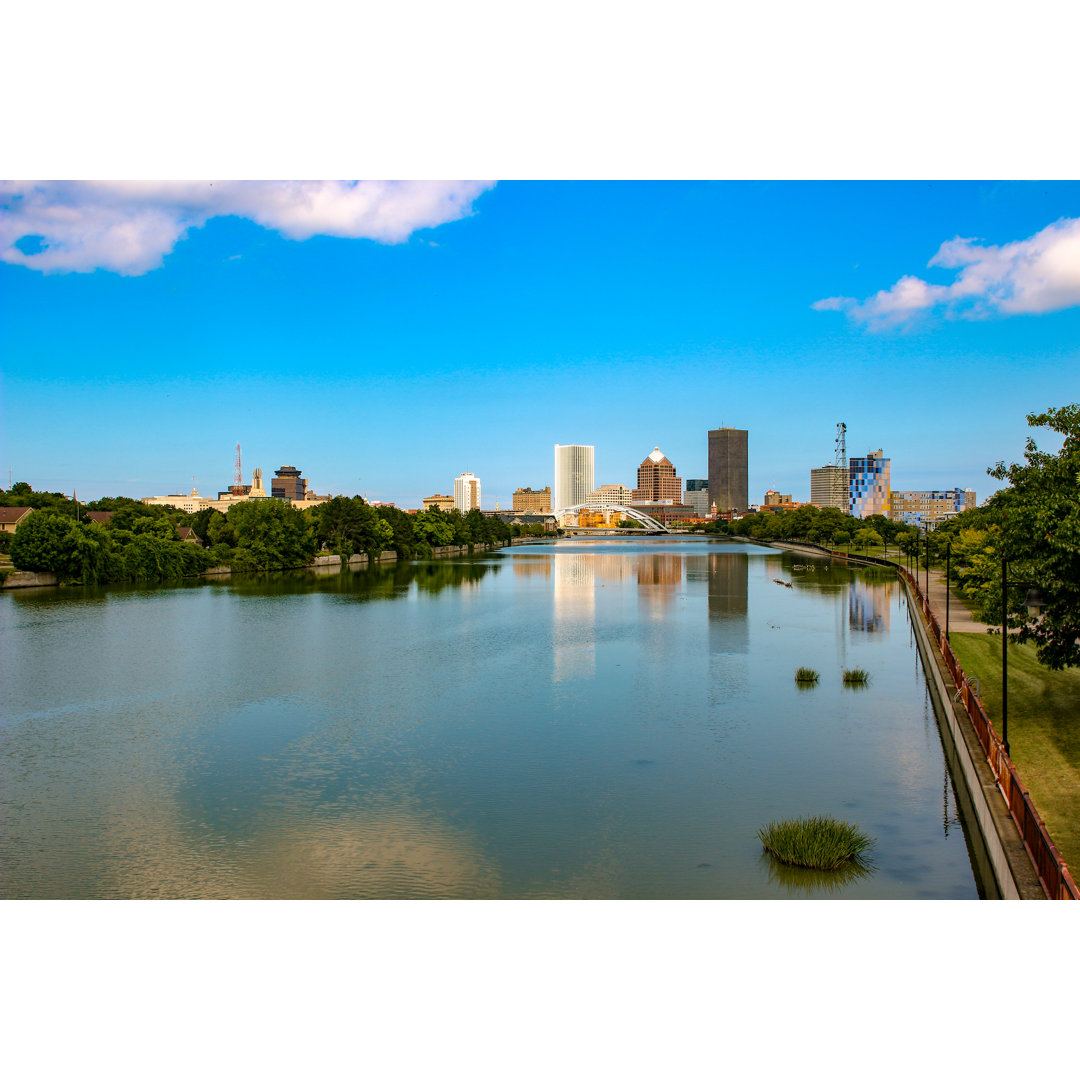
[0,506,33,525]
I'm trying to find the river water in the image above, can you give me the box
[0,539,982,899]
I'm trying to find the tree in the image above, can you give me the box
[987,403,1080,669]
[227,498,317,570]
[853,527,883,552]
[9,511,83,579]
[187,506,221,544]
[377,505,420,558]
[206,510,237,548]
[108,501,175,533]
[413,508,456,549]
[310,497,364,555]
[1,483,77,516]
[310,496,393,557]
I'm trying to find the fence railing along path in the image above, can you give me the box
[775,539,1077,899]
[897,563,1078,900]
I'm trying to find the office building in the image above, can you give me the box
[633,447,682,502]
[810,464,849,510]
[423,494,456,512]
[849,450,891,518]
[588,484,633,506]
[707,427,748,513]
[512,486,552,512]
[272,465,307,501]
[763,491,793,506]
[890,488,976,529]
[454,472,482,512]
[553,444,595,512]
[684,479,710,516]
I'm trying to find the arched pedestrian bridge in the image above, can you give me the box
[555,503,670,533]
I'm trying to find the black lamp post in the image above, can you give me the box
[945,542,951,641]
[924,523,930,596]
[1002,556,1009,754]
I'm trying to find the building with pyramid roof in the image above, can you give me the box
[632,446,682,502]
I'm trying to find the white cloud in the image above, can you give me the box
[813,216,1080,328]
[0,180,495,275]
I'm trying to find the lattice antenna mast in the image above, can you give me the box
[835,422,847,467]
[234,443,242,487]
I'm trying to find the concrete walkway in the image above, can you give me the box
[914,566,995,635]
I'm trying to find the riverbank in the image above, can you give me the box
[1,534,546,590]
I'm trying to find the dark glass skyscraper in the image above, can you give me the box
[707,427,748,513]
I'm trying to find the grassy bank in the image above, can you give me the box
[949,632,1080,871]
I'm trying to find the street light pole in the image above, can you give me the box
[945,542,951,641]
[924,525,930,596]
[1002,555,1009,755]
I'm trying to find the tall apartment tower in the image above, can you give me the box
[849,450,890,518]
[707,427,748,514]
[810,465,849,509]
[633,447,682,502]
[553,444,595,511]
[454,472,482,512]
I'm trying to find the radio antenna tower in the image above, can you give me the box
[835,422,847,467]
[234,443,242,487]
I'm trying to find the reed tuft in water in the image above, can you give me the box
[842,668,870,685]
[794,667,820,684]
[758,816,874,870]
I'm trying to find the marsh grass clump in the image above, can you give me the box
[758,816,874,870]
[842,668,870,686]
[794,667,820,685]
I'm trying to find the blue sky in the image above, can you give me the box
[3,180,1078,507]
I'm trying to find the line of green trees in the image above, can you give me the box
[1,487,545,586]
[704,501,921,553]
[4,505,218,583]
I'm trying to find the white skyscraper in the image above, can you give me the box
[553,444,595,512]
[454,472,481,512]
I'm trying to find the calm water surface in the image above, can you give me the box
[1,540,980,898]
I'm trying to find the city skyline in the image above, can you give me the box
[4,181,1080,505]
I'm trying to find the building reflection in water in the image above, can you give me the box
[552,552,597,683]
[705,552,749,654]
[512,555,552,580]
[636,554,683,612]
[848,578,893,633]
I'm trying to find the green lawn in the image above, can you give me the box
[948,632,1080,872]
